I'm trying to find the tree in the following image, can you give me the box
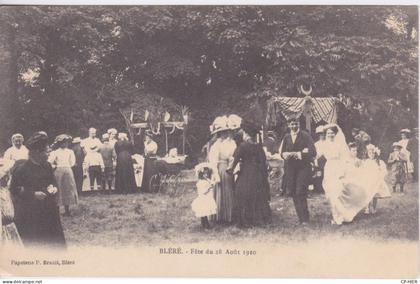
[0,6,417,157]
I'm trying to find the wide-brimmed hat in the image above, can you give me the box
[400,128,411,134]
[194,162,215,178]
[315,126,325,134]
[11,133,24,142]
[227,114,242,130]
[26,131,49,151]
[54,134,72,144]
[210,116,229,135]
[392,142,403,148]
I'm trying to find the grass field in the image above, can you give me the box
[61,176,419,248]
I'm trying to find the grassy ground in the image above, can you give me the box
[62,180,418,247]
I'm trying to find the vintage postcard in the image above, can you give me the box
[0,5,418,279]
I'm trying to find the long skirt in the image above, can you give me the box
[14,196,66,249]
[141,158,158,193]
[115,152,137,193]
[72,165,84,194]
[54,167,78,207]
[235,163,271,226]
[2,223,23,247]
[214,161,235,223]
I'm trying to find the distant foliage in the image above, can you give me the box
[0,6,417,155]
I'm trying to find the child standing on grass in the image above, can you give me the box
[191,163,219,229]
[388,142,408,193]
[363,144,391,215]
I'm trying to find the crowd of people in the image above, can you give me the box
[192,115,418,229]
[0,115,418,247]
[0,127,163,248]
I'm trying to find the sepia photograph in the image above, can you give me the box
[0,5,418,279]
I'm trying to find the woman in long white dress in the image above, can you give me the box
[208,116,237,224]
[48,134,78,216]
[321,124,380,225]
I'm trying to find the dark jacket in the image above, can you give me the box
[281,130,316,169]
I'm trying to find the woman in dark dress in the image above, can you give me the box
[227,122,271,227]
[10,131,66,249]
[114,133,137,194]
[141,132,159,193]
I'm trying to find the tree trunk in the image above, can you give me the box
[0,8,18,151]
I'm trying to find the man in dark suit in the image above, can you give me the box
[280,117,316,225]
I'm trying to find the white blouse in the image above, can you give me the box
[48,148,76,168]
[4,146,29,161]
[208,138,236,166]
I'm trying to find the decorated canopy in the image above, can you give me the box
[120,95,190,155]
[266,96,338,128]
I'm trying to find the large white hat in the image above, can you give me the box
[107,128,118,135]
[210,116,229,135]
[400,128,411,134]
[194,162,216,178]
[227,114,242,130]
[118,133,128,140]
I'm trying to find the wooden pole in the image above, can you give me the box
[182,127,186,155]
[303,95,312,132]
[305,112,311,132]
[165,127,168,155]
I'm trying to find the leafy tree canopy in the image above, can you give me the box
[0,6,417,158]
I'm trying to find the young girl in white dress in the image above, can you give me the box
[191,163,219,229]
[363,144,391,214]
